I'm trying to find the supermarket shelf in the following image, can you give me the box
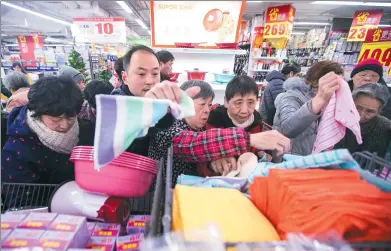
[253,57,286,60]
[155,47,247,55]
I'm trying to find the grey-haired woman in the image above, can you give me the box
[4,71,30,112]
[336,83,391,157]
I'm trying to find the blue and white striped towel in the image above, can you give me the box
[94,92,195,169]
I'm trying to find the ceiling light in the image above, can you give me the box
[292,32,305,35]
[116,1,133,14]
[294,22,331,26]
[135,18,148,30]
[1,1,72,26]
[378,24,391,27]
[3,44,19,47]
[312,1,391,7]
[45,37,73,44]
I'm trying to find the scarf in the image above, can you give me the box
[26,110,79,154]
[228,112,254,129]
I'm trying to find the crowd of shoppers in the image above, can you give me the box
[1,45,390,189]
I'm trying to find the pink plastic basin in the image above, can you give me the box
[71,159,156,198]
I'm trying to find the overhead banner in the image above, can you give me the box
[358,27,391,82]
[150,1,246,48]
[264,4,295,39]
[72,17,126,44]
[347,10,383,42]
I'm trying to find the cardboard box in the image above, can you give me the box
[92,223,121,237]
[1,229,13,243]
[1,214,27,229]
[38,230,87,251]
[116,234,143,251]
[18,213,57,230]
[126,215,150,235]
[87,222,96,236]
[1,229,44,249]
[86,237,116,251]
[48,215,89,249]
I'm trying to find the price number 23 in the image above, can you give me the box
[264,23,287,37]
[96,23,114,35]
[348,27,367,40]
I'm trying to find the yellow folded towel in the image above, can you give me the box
[172,185,280,243]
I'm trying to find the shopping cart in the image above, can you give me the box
[147,148,391,250]
[1,159,165,215]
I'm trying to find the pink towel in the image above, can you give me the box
[313,79,362,153]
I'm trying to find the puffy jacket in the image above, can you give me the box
[259,71,286,126]
[273,77,320,156]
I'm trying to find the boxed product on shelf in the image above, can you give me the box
[38,230,85,250]
[18,212,57,230]
[1,214,27,229]
[87,222,96,236]
[48,214,90,249]
[1,229,45,250]
[86,236,116,251]
[1,229,13,243]
[92,223,121,237]
[126,215,150,235]
[116,233,143,251]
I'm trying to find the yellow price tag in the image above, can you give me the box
[348,26,376,42]
[264,22,292,39]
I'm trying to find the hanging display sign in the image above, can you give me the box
[150,1,246,48]
[264,5,295,39]
[347,10,383,42]
[358,27,391,81]
[16,35,43,68]
[71,17,126,44]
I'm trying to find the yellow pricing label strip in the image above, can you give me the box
[86,244,106,251]
[55,224,71,231]
[1,223,10,228]
[42,241,61,248]
[358,42,391,74]
[10,240,28,247]
[348,25,376,42]
[26,221,43,227]
[263,22,292,39]
[98,231,113,236]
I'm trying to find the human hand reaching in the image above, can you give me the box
[250,130,291,156]
[145,81,200,103]
[210,157,237,176]
[312,72,341,114]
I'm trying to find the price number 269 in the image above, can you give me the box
[96,23,114,35]
[264,23,287,37]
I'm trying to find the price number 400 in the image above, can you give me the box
[264,23,287,37]
[359,48,391,67]
[96,23,114,35]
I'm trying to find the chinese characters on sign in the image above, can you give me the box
[264,4,295,39]
[348,10,383,42]
[71,17,126,44]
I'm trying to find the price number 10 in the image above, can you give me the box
[96,23,114,35]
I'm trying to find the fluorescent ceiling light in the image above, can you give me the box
[292,32,305,35]
[135,18,148,30]
[1,1,72,26]
[294,22,331,26]
[3,44,19,47]
[379,24,391,27]
[116,1,133,14]
[45,37,73,44]
[312,1,391,7]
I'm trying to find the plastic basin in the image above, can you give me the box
[71,158,156,198]
[187,71,207,80]
[213,73,235,83]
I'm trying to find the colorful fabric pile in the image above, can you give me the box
[250,169,391,242]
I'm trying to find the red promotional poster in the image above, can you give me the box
[265,5,296,24]
[365,27,391,43]
[351,9,383,27]
[16,35,41,68]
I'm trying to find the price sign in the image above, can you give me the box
[348,10,382,41]
[264,5,295,39]
[72,17,126,44]
[358,27,391,81]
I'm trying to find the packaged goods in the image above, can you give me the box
[126,215,149,235]
[38,230,81,250]
[1,214,27,229]
[87,222,96,236]
[1,229,13,243]
[48,215,89,248]
[86,237,116,251]
[117,234,143,251]
[18,213,57,230]
[92,223,121,237]
[1,229,44,250]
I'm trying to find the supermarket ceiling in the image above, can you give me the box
[1,0,391,40]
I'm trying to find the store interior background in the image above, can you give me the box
[1,0,391,105]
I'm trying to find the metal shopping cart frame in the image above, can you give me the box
[147,147,391,250]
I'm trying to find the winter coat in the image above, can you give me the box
[110,84,175,157]
[273,77,320,156]
[348,79,391,120]
[335,115,391,158]
[2,106,77,184]
[259,71,286,126]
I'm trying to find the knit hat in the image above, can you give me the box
[352,83,390,107]
[58,66,84,84]
[351,58,383,78]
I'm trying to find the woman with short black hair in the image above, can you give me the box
[2,76,86,184]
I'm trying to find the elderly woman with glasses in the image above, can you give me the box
[149,80,290,185]
[336,83,391,157]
